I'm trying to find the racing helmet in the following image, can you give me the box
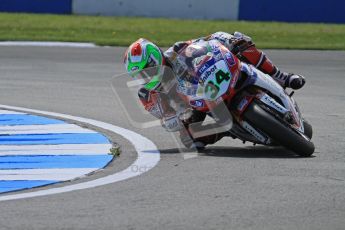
[124,38,165,75]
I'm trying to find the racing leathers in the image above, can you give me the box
[138,31,306,149]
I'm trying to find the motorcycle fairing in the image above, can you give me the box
[241,63,304,133]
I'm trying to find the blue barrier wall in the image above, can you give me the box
[0,0,72,14]
[239,0,345,23]
[0,0,344,23]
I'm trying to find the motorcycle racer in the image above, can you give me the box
[123,31,306,150]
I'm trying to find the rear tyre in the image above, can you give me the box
[244,102,315,157]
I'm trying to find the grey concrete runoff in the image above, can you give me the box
[0,46,345,230]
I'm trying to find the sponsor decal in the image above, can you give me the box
[131,66,139,71]
[237,97,251,113]
[242,121,267,143]
[190,99,204,107]
[225,52,236,67]
[199,65,217,84]
[148,103,163,119]
[197,58,216,76]
[230,69,239,88]
[198,65,207,75]
[260,94,288,114]
[163,115,181,132]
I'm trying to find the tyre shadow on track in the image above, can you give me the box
[200,146,302,158]
[157,146,308,158]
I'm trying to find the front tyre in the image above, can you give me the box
[244,102,315,157]
[303,119,313,139]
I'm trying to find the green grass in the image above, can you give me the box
[1,13,345,50]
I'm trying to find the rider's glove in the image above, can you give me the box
[230,32,254,55]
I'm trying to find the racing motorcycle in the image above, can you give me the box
[133,40,315,157]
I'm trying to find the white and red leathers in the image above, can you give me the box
[137,31,306,149]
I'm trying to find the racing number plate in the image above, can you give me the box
[200,60,232,101]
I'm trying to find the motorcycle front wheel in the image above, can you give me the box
[244,102,315,157]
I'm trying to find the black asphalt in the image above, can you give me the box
[0,46,344,230]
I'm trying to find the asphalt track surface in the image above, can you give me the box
[0,46,344,230]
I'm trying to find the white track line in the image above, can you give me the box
[0,124,96,135]
[0,168,98,181]
[0,110,25,115]
[0,104,160,201]
[0,143,112,156]
[0,41,97,48]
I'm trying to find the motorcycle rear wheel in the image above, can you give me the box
[244,102,315,157]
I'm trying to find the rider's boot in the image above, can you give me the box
[180,129,228,151]
[271,71,306,90]
[179,110,229,151]
[239,45,306,89]
[180,125,229,151]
